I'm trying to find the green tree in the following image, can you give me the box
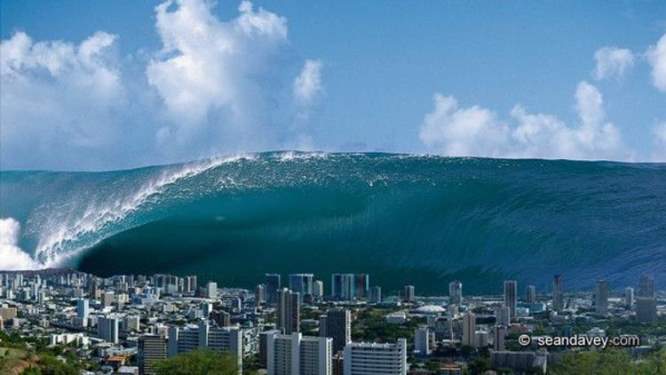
[154,349,239,375]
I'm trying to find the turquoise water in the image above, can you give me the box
[1,152,665,294]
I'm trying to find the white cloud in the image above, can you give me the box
[0,31,127,169]
[293,59,323,105]
[146,0,295,152]
[593,47,634,80]
[652,122,666,161]
[647,34,666,91]
[0,218,41,270]
[419,81,629,161]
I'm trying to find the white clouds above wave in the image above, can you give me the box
[593,47,634,81]
[419,81,629,161]
[0,0,322,170]
[647,34,666,92]
[0,218,40,270]
[294,59,323,106]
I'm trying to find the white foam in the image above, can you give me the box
[33,155,251,266]
[0,217,42,270]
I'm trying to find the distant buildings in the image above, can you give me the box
[265,274,282,304]
[205,282,218,299]
[331,274,369,301]
[319,308,351,353]
[462,311,476,347]
[403,285,415,303]
[595,280,609,315]
[98,316,120,344]
[76,299,89,327]
[343,339,407,375]
[369,286,382,304]
[448,281,462,305]
[414,326,431,356]
[636,274,657,323]
[277,288,300,334]
[266,332,332,375]
[503,280,517,318]
[255,284,266,305]
[624,287,634,308]
[526,285,537,304]
[552,275,563,312]
[289,274,314,299]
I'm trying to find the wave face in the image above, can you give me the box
[1,152,665,294]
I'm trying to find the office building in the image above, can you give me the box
[313,280,324,299]
[259,329,281,368]
[414,326,431,356]
[636,297,657,323]
[462,311,476,347]
[266,274,282,304]
[331,274,356,301]
[206,282,217,299]
[495,306,510,327]
[503,280,517,318]
[98,316,120,344]
[638,274,655,298]
[449,281,462,305]
[138,335,167,375]
[624,287,634,308]
[343,339,408,375]
[403,285,415,303]
[526,285,537,304]
[102,291,115,307]
[552,275,563,312]
[319,308,351,353]
[266,332,332,375]
[77,299,89,327]
[289,274,315,299]
[369,286,382,304]
[494,325,507,351]
[256,284,266,305]
[277,288,300,334]
[354,274,370,299]
[595,280,609,315]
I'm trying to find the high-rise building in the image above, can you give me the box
[369,286,382,304]
[266,274,282,304]
[624,287,634,308]
[595,280,609,315]
[313,280,324,299]
[266,332,332,375]
[211,309,231,327]
[462,311,476,347]
[493,325,507,351]
[638,274,656,298]
[167,321,243,372]
[256,284,266,305]
[354,274,370,299]
[526,285,537,304]
[343,339,408,375]
[448,281,462,305]
[277,288,300,334]
[289,274,315,299]
[259,329,281,368]
[636,297,657,323]
[331,274,356,301]
[206,282,218,299]
[319,308,351,353]
[503,280,517,318]
[98,316,120,344]
[77,299,89,327]
[403,285,415,303]
[138,335,167,375]
[102,291,115,307]
[552,275,563,312]
[495,306,511,327]
[185,275,198,293]
[414,326,431,356]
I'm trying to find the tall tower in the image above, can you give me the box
[503,280,517,318]
[552,275,563,312]
[277,288,300,334]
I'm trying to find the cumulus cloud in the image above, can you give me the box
[0,31,127,169]
[652,122,666,161]
[146,0,307,156]
[419,81,629,161]
[0,0,322,170]
[0,218,40,270]
[593,47,634,80]
[647,34,666,92]
[293,59,323,105]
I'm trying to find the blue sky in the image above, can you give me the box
[1,0,665,170]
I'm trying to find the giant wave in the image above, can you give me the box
[1,152,665,294]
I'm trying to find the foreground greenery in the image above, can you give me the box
[154,349,254,375]
[550,348,666,374]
